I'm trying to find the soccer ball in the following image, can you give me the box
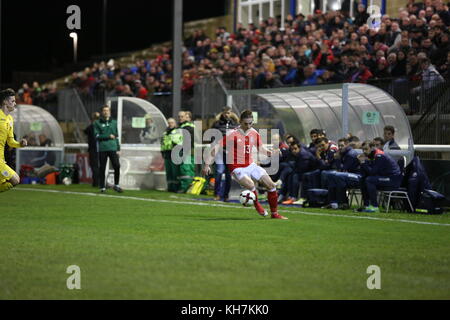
[239,190,256,207]
[62,177,72,186]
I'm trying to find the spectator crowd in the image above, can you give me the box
[15,82,57,107]
[55,0,450,100]
[13,1,449,115]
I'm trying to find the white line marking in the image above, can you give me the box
[15,188,450,227]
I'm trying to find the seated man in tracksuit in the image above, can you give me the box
[358,140,402,213]
[324,137,361,210]
[299,137,339,205]
[306,129,321,155]
[373,137,385,150]
[348,135,361,149]
[270,136,294,189]
[383,126,401,150]
[280,142,319,205]
[263,134,307,200]
[313,137,340,187]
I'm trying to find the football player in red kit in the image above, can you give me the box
[203,110,288,220]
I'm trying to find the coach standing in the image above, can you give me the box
[94,105,123,193]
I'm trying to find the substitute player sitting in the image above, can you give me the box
[0,89,27,193]
[203,110,288,220]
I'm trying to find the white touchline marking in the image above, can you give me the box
[15,188,450,227]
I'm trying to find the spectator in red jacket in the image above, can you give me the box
[350,59,374,83]
[135,80,148,99]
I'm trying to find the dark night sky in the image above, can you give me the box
[0,0,227,83]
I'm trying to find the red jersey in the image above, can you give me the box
[220,128,262,172]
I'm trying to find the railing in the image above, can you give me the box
[77,89,108,118]
[148,93,173,119]
[194,76,450,146]
[56,89,92,143]
[30,75,450,119]
[17,75,450,151]
[217,76,449,115]
[192,77,228,119]
[147,92,194,119]
[411,80,450,145]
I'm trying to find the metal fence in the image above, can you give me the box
[77,90,108,118]
[56,89,92,143]
[410,80,450,144]
[410,79,450,160]
[192,77,228,119]
[369,77,450,159]
[19,74,449,149]
[148,93,173,119]
[219,76,447,113]
[194,76,450,141]
[366,78,449,116]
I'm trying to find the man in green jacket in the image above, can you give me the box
[178,111,196,193]
[94,105,123,193]
[161,118,182,192]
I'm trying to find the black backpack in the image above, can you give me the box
[416,190,447,214]
[304,189,329,208]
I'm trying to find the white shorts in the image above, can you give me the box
[232,163,268,182]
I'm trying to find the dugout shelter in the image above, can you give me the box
[12,104,64,171]
[230,83,415,165]
[106,97,168,190]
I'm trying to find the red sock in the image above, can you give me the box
[252,189,266,214]
[251,189,259,201]
[268,190,278,214]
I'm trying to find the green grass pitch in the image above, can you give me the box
[1,184,450,300]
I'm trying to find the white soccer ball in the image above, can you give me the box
[62,177,72,186]
[239,190,256,207]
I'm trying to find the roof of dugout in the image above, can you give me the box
[13,105,65,147]
[230,83,414,164]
